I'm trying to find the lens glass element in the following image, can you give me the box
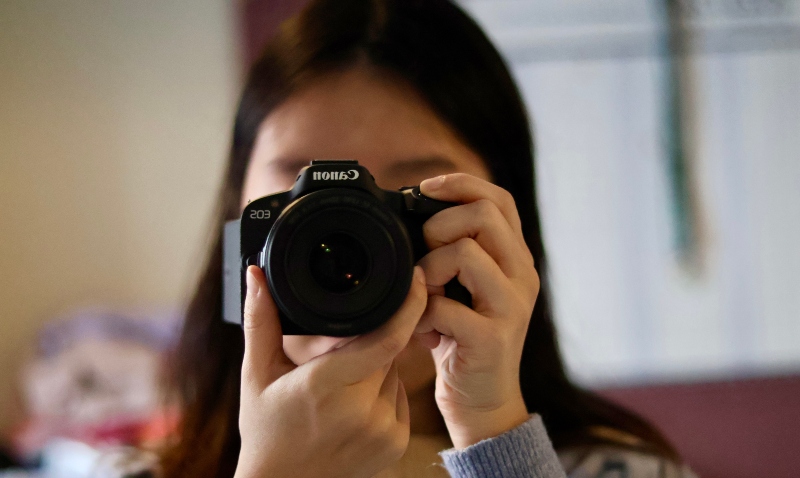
[309,232,369,294]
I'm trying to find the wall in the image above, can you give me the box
[0,0,240,432]
[460,0,800,385]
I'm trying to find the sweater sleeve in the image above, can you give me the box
[439,414,567,478]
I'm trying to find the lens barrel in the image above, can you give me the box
[263,188,414,336]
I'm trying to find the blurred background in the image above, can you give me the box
[1,0,798,477]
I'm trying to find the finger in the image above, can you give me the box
[377,362,400,411]
[417,238,513,316]
[242,266,295,389]
[387,378,410,459]
[373,366,410,452]
[415,294,497,351]
[423,198,534,279]
[420,173,526,247]
[316,266,428,385]
[395,379,409,425]
[413,330,441,350]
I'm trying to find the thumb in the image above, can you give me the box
[242,265,295,389]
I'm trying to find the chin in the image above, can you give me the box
[396,337,437,396]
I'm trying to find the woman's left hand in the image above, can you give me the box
[414,173,540,449]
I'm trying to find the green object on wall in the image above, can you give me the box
[661,0,700,267]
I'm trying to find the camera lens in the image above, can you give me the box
[264,188,415,336]
[309,232,370,293]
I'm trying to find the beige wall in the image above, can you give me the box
[0,1,240,431]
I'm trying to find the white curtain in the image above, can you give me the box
[461,0,800,385]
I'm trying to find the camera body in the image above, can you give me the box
[223,160,470,336]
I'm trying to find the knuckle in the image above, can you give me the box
[448,172,469,184]
[527,270,541,305]
[427,294,446,314]
[421,216,442,245]
[531,268,541,291]
[379,334,406,357]
[499,188,516,212]
[473,198,496,217]
[421,220,434,243]
[515,299,535,325]
[300,366,330,398]
[296,375,317,403]
[454,237,480,260]
[473,199,499,228]
[426,295,451,322]
[242,298,259,330]
[526,249,536,266]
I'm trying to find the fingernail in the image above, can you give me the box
[246,266,260,297]
[420,175,445,192]
[413,265,425,284]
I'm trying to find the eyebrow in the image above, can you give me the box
[270,157,313,176]
[383,156,458,178]
[269,156,458,178]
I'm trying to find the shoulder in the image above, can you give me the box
[559,446,697,478]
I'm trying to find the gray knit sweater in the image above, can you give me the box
[440,415,696,478]
[441,415,566,478]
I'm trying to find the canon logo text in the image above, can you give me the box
[313,170,360,181]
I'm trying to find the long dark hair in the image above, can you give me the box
[161,1,679,476]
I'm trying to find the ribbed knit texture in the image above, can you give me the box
[440,415,567,478]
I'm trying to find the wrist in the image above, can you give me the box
[442,396,530,449]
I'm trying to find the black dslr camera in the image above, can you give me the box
[223,160,470,336]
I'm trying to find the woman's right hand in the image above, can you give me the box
[234,265,427,478]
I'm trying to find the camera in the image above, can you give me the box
[223,160,471,336]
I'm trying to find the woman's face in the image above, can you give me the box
[241,66,491,395]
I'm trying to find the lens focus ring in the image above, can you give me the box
[263,189,414,336]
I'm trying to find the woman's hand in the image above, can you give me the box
[235,265,427,478]
[414,173,539,449]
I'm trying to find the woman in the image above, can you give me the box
[158,0,693,476]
